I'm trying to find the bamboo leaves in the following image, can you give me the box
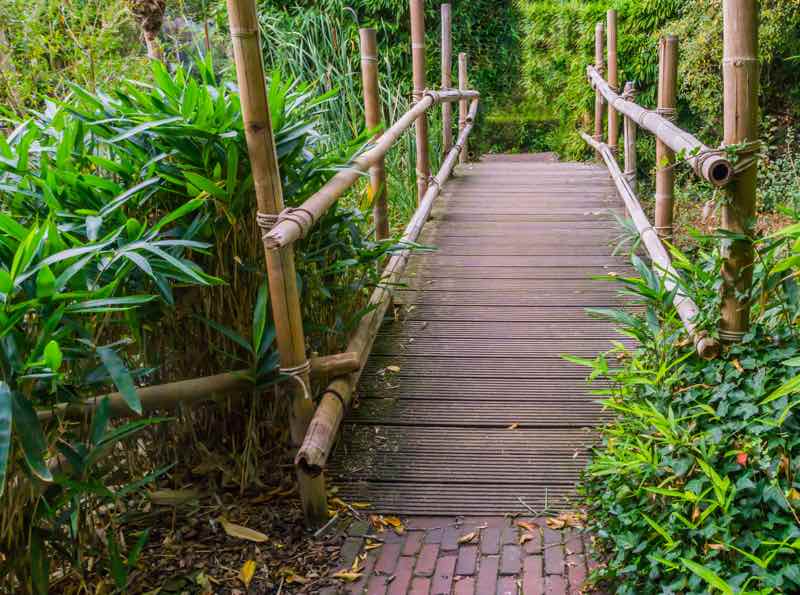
[0,383,11,497]
[97,346,141,415]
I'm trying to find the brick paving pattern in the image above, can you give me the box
[320,516,596,595]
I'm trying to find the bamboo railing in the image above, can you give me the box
[583,0,759,355]
[33,0,477,528]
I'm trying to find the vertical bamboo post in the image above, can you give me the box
[359,28,389,241]
[622,81,637,193]
[593,22,605,160]
[410,0,429,203]
[225,0,327,526]
[441,3,453,155]
[720,0,759,342]
[654,35,678,241]
[458,52,469,164]
[607,10,619,154]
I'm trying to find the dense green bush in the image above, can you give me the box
[576,232,800,593]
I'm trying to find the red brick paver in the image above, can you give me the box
[324,516,597,594]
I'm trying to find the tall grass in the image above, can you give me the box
[258,6,445,227]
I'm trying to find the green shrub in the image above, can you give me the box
[576,232,800,593]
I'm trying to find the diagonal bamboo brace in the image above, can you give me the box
[295,100,480,476]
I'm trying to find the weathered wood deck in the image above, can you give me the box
[329,156,632,515]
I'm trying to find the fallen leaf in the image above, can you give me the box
[519,533,536,545]
[515,520,538,532]
[385,365,401,373]
[384,516,404,531]
[219,518,268,543]
[364,543,383,551]
[732,359,744,373]
[458,531,478,544]
[546,517,565,529]
[789,488,800,502]
[149,489,202,506]
[351,502,371,509]
[278,567,309,584]
[332,570,363,582]
[239,560,256,588]
[508,423,519,430]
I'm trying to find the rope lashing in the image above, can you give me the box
[719,328,746,342]
[280,360,312,400]
[256,207,316,241]
[655,106,677,121]
[317,387,346,410]
[361,55,378,64]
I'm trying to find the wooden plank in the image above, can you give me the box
[329,157,625,515]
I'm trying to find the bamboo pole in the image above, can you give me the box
[622,81,637,193]
[581,132,720,360]
[296,99,481,476]
[441,3,453,155]
[261,89,479,250]
[458,53,469,164]
[37,353,360,422]
[587,66,733,186]
[719,0,759,343]
[593,21,605,160]
[225,0,326,526]
[410,0,429,202]
[655,35,679,241]
[359,28,389,241]
[607,10,619,154]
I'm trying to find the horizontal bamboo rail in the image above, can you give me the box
[587,66,733,187]
[37,352,360,422]
[261,89,480,250]
[295,98,480,476]
[581,132,720,360]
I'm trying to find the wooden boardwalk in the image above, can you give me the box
[329,156,632,515]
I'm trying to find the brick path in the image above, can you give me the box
[320,516,597,595]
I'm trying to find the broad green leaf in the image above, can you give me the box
[680,558,733,595]
[761,374,800,405]
[108,117,182,143]
[35,265,56,298]
[0,383,11,497]
[198,315,253,355]
[253,281,269,354]
[89,398,111,446]
[97,346,142,415]
[184,171,227,199]
[150,197,205,233]
[30,528,49,595]
[0,270,12,294]
[43,340,62,371]
[11,392,52,481]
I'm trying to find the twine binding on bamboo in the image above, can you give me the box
[656,106,677,121]
[280,360,312,400]
[256,208,316,241]
[230,28,258,38]
[317,388,346,410]
[692,140,761,177]
[361,55,378,64]
[719,328,746,342]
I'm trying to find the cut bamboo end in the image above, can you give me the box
[695,333,721,360]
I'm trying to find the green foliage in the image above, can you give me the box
[577,227,800,593]
[0,0,146,116]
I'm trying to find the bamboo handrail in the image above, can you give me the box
[295,98,480,476]
[581,131,720,360]
[587,65,733,187]
[261,89,480,250]
[36,352,361,422]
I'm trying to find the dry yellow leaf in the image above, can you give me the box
[546,517,566,529]
[351,502,371,509]
[789,488,800,502]
[385,365,401,373]
[384,516,403,528]
[218,518,268,543]
[458,531,478,544]
[732,358,744,372]
[508,423,519,430]
[239,560,256,588]
[364,543,383,551]
[519,533,536,545]
[515,520,538,532]
[332,570,363,582]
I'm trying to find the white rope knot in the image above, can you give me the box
[280,360,312,400]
